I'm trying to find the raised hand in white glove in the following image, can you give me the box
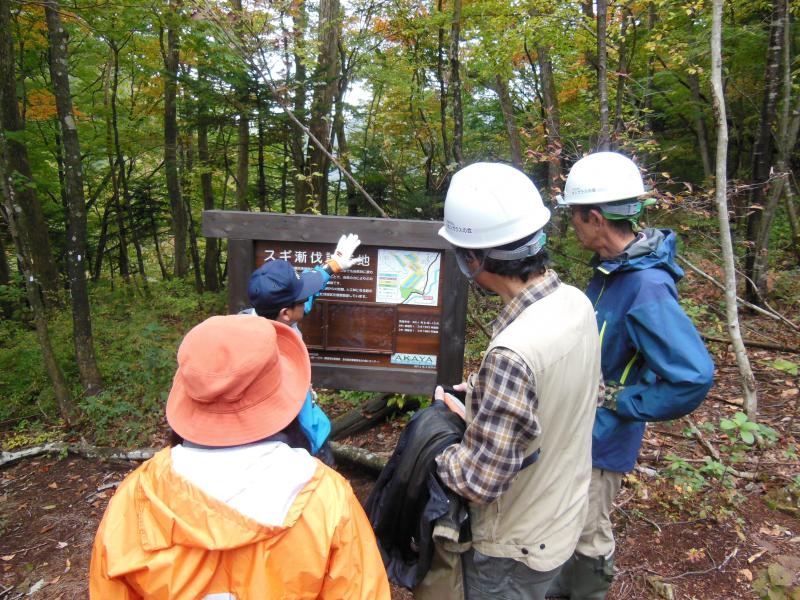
[326,233,362,272]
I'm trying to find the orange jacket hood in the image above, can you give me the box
[90,447,391,599]
[134,448,309,552]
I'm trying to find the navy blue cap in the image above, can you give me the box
[248,260,325,314]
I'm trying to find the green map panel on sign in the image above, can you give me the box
[376,249,441,306]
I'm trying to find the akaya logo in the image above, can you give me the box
[391,353,437,367]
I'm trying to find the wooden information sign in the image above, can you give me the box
[201,211,468,395]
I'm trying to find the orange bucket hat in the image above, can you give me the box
[166,315,311,447]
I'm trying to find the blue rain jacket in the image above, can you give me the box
[587,229,714,473]
[298,266,332,454]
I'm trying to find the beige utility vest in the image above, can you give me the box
[468,283,601,573]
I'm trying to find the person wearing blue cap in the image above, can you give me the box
[242,234,363,464]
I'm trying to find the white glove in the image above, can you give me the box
[327,233,362,272]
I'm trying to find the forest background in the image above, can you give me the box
[1,0,798,426]
[0,0,799,595]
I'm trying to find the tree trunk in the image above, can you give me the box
[281,123,288,213]
[54,131,67,209]
[107,47,130,280]
[596,0,610,150]
[751,6,797,293]
[163,1,188,277]
[304,0,340,214]
[290,1,309,213]
[0,132,73,424]
[536,43,563,201]
[231,0,250,212]
[710,0,758,418]
[437,0,450,167]
[744,0,786,303]
[643,3,656,136]
[613,6,632,141]
[44,0,103,396]
[185,195,203,293]
[197,72,219,291]
[449,0,464,166]
[0,226,9,286]
[328,441,386,475]
[257,100,267,211]
[329,393,399,440]
[236,110,249,211]
[0,0,59,300]
[494,75,523,168]
[92,201,110,281]
[148,208,167,280]
[179,131,203,293]
[332,53,358,216]
[688,72,713,179]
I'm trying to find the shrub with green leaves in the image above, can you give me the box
[720,411,762,445]
[752,560,800,599]
[0,278,226,446]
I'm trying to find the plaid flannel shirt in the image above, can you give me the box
[435,270,562,505]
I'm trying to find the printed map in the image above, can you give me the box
[376,249,441,306]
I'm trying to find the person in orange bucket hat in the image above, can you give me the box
[89,315,390,600]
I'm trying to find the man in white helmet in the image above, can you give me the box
[553,152,714,599]
[416,162,602,600]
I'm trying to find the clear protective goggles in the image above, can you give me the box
[556,196,642,213]
[455,229,547,280]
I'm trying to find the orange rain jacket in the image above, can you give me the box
[89,447,390,599]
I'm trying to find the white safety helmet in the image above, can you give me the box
[438,162,550,250]
[558,152,646,207]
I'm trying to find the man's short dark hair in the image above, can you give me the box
[457,231,550,283]
[255,299,306,320]
[576,205,634,235]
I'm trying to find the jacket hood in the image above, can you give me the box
[134,448,319,552]
[595,228,683,281]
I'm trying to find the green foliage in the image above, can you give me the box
[664,453,709,492]
[664,450,739,493]
[335,389,375,407]
[1,421,61,452]
[720,411,764,445]
[765,358,799,377]
[680,297,714,324]
[0,273,27,318]
[387,394,429,411]
[752,560,800,599]
[0,278,225,446]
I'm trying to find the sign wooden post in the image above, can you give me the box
[202,211,469,395]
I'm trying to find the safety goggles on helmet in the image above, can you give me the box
[454,230,547,280]
[599,197,657,223]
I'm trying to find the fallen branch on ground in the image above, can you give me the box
[701,333,799,354]
[677,255,799,331]
[329,441,387,475]
[0,442,157,469]
[1,440,391,479]
[615,504,662,532]
[659,546,739,580]
[329,393,418,441]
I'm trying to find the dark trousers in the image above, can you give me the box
[462,548,564,600]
